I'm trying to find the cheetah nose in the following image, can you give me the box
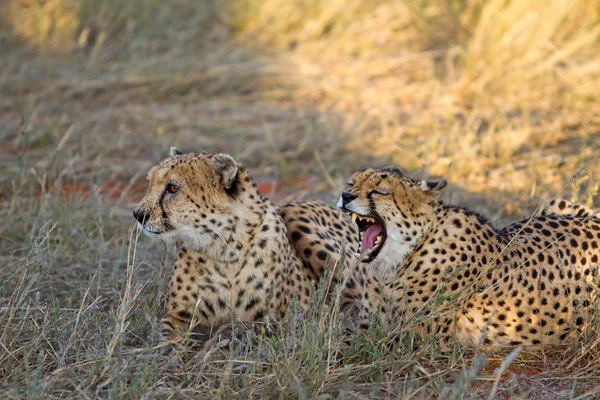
[133,209,150,225]
[341,192,357,205]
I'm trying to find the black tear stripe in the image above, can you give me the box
[367,198,384,224]
[159,191,174,231]
[369,197,376,211]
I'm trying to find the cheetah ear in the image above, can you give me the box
[169,146,184,157]
[418,179,447,195]
[211,153,239,189]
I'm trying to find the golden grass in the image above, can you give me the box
[228,0,600,205]
[3,0,80,50]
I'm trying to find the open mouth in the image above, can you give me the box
[346,211,387,262]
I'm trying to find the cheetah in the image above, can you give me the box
[541,198,597,218]
[133,148,354,341]
[336,165,600,347]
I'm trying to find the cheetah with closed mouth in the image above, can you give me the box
[133,148,355,341]
[336,165,600,347]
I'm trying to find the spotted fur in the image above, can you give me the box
[335,166,600,347]
[542,198,597,218]
[133,149,355,340]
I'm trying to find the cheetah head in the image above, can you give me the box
[337,165,446,280]
[133,147,248,260]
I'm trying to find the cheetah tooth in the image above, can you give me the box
[352,213,358,223]
[374,236,382,246]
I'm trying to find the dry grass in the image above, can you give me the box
[229,0,600,202]
[1,0,600,398]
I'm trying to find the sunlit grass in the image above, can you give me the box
[229,0,599,204]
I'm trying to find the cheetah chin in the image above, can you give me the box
[136,221,218,251]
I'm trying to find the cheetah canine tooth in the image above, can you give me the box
[352,213,358,223]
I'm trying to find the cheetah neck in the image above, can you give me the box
[371,211,437,282]
[189,171,287,265]
[405,202,499,273]
[378,202,491,280]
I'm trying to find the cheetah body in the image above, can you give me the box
[337,166,600,347]
[133,149,354,340]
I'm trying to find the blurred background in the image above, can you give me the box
[0,1,599,397]
[1,0,598,212]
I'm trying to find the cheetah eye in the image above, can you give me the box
[369,190,391,196]
[166,183,179,194]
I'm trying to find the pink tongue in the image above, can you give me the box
[361,223,383,255]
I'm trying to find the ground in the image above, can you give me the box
[1,1,599,399]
